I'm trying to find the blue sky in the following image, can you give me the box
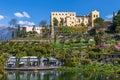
[0,0,120,26]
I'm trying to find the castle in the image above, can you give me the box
[51,10,99,27]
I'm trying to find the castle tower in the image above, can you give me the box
[90,10,100,27]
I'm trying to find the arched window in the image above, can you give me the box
[96,15,98,18]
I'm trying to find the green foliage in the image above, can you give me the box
[54,42,62,48]
[27,31,37,37]
[60,18,64,26]
[65,58,79,67]
[20,29,27,37]
[42,27,50,38]
[114,58,120,65]
[113,10,120,27]
[59,64,120,76]
[94,31,103,46]
[17,24,21,37]
[0,54,8,76]
[89,51,96,59]
[53,18,58,26]
[112,10,120,32]
[16,52,27,57]
[115,26,120,33]
[39,20,47,27]
[116,69,120,74]
[12,31,14,38]
[94,18,104,27]
[54,34,57,43]
[59,26,73,33]
[80,59,91,65]
[59,26,87,34]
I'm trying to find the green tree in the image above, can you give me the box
[12,31,14,38]
[116,26,120,33]
[17,24,21,37]
[42,27,50,38]
[39,20,47,27]
[88,19,92,26]
[60,18,64,26]
[20,30,27,37]
[0,53,10,76]
[53,18,58,26]
[113,10,120,32]
[94,18,104,27]
[94,31,103,48]
[65,58,79,67]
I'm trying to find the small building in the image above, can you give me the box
[6,56,60,68]
[29,56,38,66]
[22,25,43,34]
[49,57,58,66]
[40,57,48,66]
[19,56,38,67]
[6,57,16,67]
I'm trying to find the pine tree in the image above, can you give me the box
[17,25,21,37]
[12,31,14,38]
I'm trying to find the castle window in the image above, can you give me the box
[96,15,98,18]
[59,14,61,15]
[65,18,67,20]
[56,14,57,15]
[94,15,96,18]
[79,19,80,22]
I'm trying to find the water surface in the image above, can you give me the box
[3,70,120,80]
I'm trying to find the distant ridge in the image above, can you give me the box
[0,26,16,40]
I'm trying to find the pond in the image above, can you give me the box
[3,70,120,80]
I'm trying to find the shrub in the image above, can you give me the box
[114,58,120,65]
[65,42,71,45]
[92,61,99,66]
[116,69,120,74]
[0,74,3,80]
[89,51,96,59]
[80,59,91,65]
[65,58,79,67]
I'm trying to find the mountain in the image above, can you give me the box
[0,26,16,40]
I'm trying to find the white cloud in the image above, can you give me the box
[18,20,35,25]
[106,13,117,19]
[14,12,24,18]
[23,12,30,18]
[106,14,113,19]
[14,11,30,18]
[0,15,4,20]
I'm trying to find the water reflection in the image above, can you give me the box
[4,70,120,80]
